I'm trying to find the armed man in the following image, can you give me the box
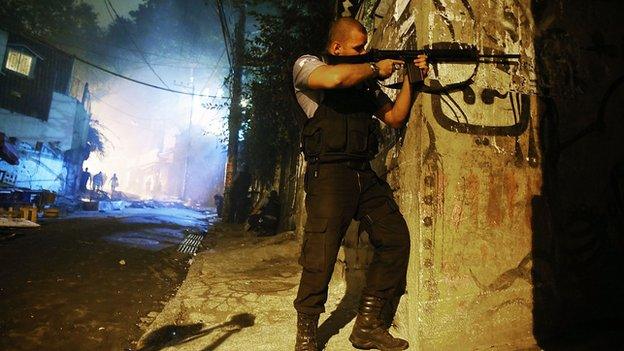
[292,17,428,351]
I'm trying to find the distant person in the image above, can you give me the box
[79,167,91,192]
[247,190,280,236]
[153,176,162,197]
[92,171,104,191]
[213,194,224,217]
[110,173,119,197]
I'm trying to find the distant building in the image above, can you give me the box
[0,29,92,195]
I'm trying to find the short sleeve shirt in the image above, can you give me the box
[292,54,392,118]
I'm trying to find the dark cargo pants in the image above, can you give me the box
[294,161,410,315]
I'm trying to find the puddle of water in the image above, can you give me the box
[103,229,186,251]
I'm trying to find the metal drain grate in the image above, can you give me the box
[178,232,204,254]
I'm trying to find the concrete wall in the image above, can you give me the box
[352,0,540,349]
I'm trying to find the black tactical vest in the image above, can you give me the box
[301,81,382,163]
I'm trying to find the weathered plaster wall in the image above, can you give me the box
[358,0,540,349]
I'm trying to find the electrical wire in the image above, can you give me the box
[104,0,171,89]
[73,55,229,98]
[214,0,233,69]
[45,26,212,65]
[51,38,229,70]
[7,20,232,98]
[90,93,170,122]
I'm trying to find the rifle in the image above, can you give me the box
[324,45,521,88]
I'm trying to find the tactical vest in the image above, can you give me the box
[300,82,381,163]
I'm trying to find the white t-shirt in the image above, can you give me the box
[292,54,392,118]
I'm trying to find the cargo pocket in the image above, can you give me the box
[323,115,347,152]
[302,125,322,158]
[347,116,369,154]
[299,217,328,273]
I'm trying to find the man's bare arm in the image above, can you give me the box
[307,59,403,90]
[376,55,429,129]
[375,77,413,129]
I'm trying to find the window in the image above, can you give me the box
[5,48,35,77]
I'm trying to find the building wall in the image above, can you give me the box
[0,32,74,121]
[0,92,82,152]
[0,92,90,193]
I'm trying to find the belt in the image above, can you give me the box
[345,160,371,171]
[308,158,371,171]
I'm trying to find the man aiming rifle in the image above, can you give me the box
[292,17,428,351]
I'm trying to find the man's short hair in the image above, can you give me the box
[326,17,367,49]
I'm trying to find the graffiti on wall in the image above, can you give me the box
[429,79,530,136]
[426,0,534,137]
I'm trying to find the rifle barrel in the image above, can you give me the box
[324,49,520,65]
[479,53,521,59]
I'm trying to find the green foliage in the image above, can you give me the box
[242,0,333,184]
[104,0,223,68]
[0,0,102,40]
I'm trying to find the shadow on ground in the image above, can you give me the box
[317,292,359,350]
[138,313,255,351]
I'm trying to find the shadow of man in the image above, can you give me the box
[317,223,373,350]
[138,313,255,351]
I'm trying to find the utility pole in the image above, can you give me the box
[222,1,245,222]
[175,67,195,202]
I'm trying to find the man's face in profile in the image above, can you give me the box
[332,28,367,56]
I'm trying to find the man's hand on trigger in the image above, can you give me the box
[376,59,404,80]
[414,54,429,78]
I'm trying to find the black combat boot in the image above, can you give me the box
[349,295,409,351]
[295,312,319,351]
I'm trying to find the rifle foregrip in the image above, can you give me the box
[406,62,424,84]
